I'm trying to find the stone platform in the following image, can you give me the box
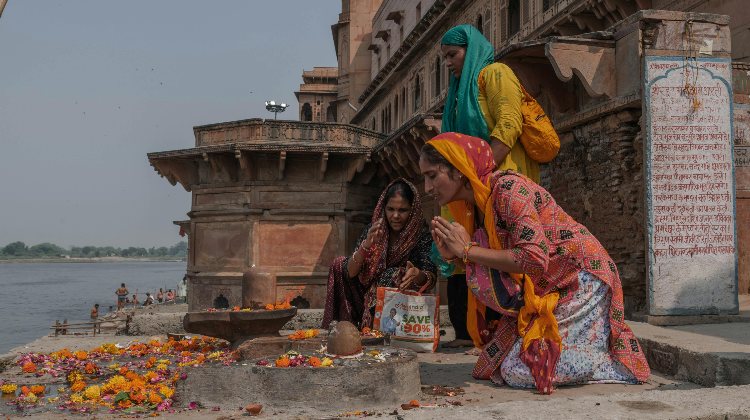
[176,346,420,410]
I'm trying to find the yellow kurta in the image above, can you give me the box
[477,62,540,183]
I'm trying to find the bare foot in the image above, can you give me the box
[464,347,482,356]
[441,339,474,348]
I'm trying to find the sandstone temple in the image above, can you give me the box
[149,0,750,324]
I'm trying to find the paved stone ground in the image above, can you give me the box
[3,297,750,418]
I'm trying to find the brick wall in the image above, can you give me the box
[541,110,646,314]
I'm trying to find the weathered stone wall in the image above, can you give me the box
[542,110,646,314]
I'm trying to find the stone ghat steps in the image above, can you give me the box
[631,320,750,387]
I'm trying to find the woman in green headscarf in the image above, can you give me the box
[438,24,540,352]
[441,24,539,181]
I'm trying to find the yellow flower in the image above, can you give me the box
[155,363,168,371]
[158,385,174,399]
[207,351,222,360]
[83,385,101,400]
[0,383,17,394]
[24,392,38,404]
[321,357,333,367]
[101,375,126,393]
[67,371,83,384]
[157,359,170,365]
[70,393,84,403]
[99,343,120,354]
[108,363,120,370]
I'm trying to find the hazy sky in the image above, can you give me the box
[0,0,340,248]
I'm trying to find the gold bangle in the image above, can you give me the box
[462,242,478,264]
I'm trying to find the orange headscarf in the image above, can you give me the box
[426,132,560,354]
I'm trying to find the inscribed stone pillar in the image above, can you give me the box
[644,56,739,315]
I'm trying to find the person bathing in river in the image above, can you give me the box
[115,283,129,311]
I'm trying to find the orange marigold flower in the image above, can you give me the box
[361,327,371,334]
[21,362,37,373]
[74,350,88,361]
[129,390,146,404]
[20,386,31,395]
[148,392,163,405]
[71,381,86,392]
[275,356,290,368]
[84,362,98,374]
[30,385,45,395]
[118,399,132,409]
[264,304,274,311]
[145,356,157,369]
[232,305,241,311]
[308,356,322,367]
[119,366,129,375]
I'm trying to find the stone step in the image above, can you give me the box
[630,320,750,387]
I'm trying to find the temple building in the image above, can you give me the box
[294,67,339,122]
[149,0,749,323]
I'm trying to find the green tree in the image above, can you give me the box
[29,242,66,257]
[2,241,28,256]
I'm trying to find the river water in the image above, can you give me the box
[0,261,185,353]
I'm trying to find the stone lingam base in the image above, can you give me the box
[176,346,420,410]
[182,307,297,348]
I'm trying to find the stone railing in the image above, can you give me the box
[193,119,384,149]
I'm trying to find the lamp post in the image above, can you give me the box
[265,100,288,120]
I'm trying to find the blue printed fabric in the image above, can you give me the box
[500,270,637,387]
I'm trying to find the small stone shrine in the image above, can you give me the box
[148,119,384,311]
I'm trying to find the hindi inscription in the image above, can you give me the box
[645,56,738,315]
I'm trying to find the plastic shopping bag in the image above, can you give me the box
[373,286,440,352]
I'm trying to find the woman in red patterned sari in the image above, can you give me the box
[322,178,437,329]
[419,132,649,394]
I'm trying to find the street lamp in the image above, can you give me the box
[265,100,288,120]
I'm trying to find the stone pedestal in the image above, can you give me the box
[643,21,739,317]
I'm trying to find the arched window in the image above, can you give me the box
[413,75,422,112]
[301,103,312,121]
[326,104,336,122]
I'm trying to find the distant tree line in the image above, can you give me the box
[0,241,187,259]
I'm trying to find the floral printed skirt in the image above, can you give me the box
[500,271,637,387]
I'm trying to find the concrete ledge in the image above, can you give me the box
[630,321,750,387]
[632,313,750,326]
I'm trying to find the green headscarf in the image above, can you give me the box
[440,24,495,141]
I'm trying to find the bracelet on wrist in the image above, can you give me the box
[462,242,479,264]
